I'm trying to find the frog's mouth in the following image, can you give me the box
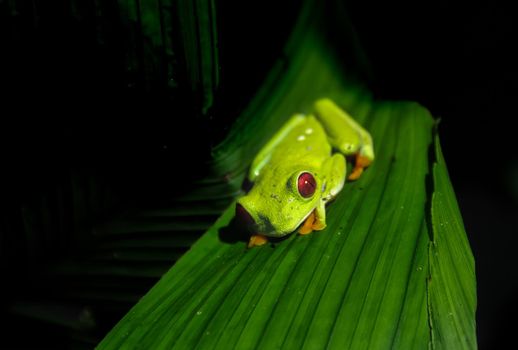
[235,203,317,238]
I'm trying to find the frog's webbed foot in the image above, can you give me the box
[298,209,326,235]
[248,234,269,248]
[348,153,373,181]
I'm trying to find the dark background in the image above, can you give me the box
[1,0,516,348]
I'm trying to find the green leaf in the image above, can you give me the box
[428,135,477,349]
[95,1,476,349]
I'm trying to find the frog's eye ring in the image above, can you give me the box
[297,172,316,198]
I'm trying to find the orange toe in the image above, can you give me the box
[298,212,315,235]
[248,234,268,248]
[348,154,371,181]
[347,167,364,181]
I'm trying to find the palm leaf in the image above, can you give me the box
[96,1,476,349]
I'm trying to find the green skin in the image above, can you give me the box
[237,98,374,238]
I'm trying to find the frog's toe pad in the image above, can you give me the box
[248,234,268,248]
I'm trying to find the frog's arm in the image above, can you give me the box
[248,114,306,181]
[298,153,346,235]
[314,98,375,180]
[321,153,347,202]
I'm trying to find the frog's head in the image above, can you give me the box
[236,165,323,237]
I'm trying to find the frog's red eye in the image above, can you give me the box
[297,172,316,198]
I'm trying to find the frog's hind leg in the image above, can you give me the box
[314,98,374,180]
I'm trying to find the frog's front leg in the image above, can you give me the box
[298,203,325,235]
[298,153,345,235]
[314,98,375,180]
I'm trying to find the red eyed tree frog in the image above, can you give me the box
[235,98,374,247]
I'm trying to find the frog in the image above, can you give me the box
[235,98,374,248]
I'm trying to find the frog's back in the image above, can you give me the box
[269,115,331,166]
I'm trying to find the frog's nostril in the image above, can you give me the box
[235,203,255,229]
